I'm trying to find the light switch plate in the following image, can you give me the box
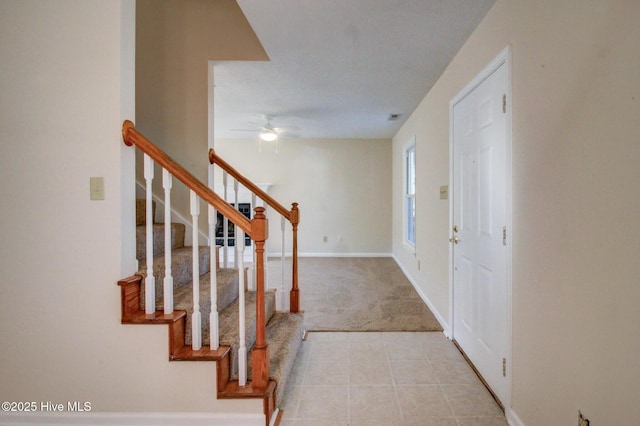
[439,185,448,200]
[90,177,105,200]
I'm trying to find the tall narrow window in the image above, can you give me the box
[404,139,416,249]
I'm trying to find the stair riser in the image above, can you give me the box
[183,290,277,379]
[139,247,211,301]
[136,223,186,260]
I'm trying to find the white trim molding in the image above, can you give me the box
[0,412,265,426]
[506,408,526,426]
[292,253,393,257]
[448,44,513,414]
[391,254,451,336]
[402,135,417,253]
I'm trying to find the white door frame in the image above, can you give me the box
[448,45,513,409]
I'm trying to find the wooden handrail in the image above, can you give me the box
[209,148,292,222]
[209,147,300,313]
[123,120,272,392]
[251,207,270,389]
[122,121,255,239]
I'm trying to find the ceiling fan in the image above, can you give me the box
[229,115,298,152]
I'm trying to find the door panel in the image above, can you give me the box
[452,61,508,405]
[460,256,474,332]
[477,265,494,352]
[479,145,493,237]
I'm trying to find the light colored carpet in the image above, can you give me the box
[269,257,442,332]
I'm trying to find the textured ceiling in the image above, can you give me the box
[214,0,495,140]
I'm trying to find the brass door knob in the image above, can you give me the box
[449,235,459,244]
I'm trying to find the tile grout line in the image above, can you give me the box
[294,335,312,421]
[386,336,408,424]
[281,332,508,424]
[426,342,462,425]
[422,335,462,425]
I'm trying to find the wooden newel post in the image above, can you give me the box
[251,207,270,390]
[290,203,300,313]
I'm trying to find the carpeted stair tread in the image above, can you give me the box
[136,223,185,260]
[218,290,276,379]
[178,282,274,355]
[138,246,211,294]
[244,312,305,404]
[154,268,239,315]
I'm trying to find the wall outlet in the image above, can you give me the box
[578,411,590,426]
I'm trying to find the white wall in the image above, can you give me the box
[392,0,640,424]
[215,138,392,255]
[0,0,259,417]
[135,0,268,237]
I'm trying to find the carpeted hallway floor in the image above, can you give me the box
[269,257,443,332]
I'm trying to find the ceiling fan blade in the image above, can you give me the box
[280,133,300,139]
[274,126,298,133]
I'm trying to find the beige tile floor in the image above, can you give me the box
[279,331,508,426]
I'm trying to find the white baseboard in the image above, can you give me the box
[506,408,525,426]
[0,412,264,426]
[391,254,451,336]
[268,252,393,258]
[231,250,363,261]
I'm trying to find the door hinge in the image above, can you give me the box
[502,226,507,246]
[502,358,507,377]
[502,94,507,113]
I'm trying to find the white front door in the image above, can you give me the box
[451,52,510,406]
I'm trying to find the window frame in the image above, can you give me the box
[403,137,416,251]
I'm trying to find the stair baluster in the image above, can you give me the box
[280,216,288,312]
[237,228,247,386]
[222,171,229,268]
[208,148,300,314]
[190,190,202,350]
[249,193,257,292]
[143,154,156,314]
[233,178,239,269]
[208,204,219,349]
[163,169,174,314]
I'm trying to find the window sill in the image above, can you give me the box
[403,240,416,255]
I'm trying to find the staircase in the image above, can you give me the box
[117,121,305,425]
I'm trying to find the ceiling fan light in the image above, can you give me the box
[259,131,277,142]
